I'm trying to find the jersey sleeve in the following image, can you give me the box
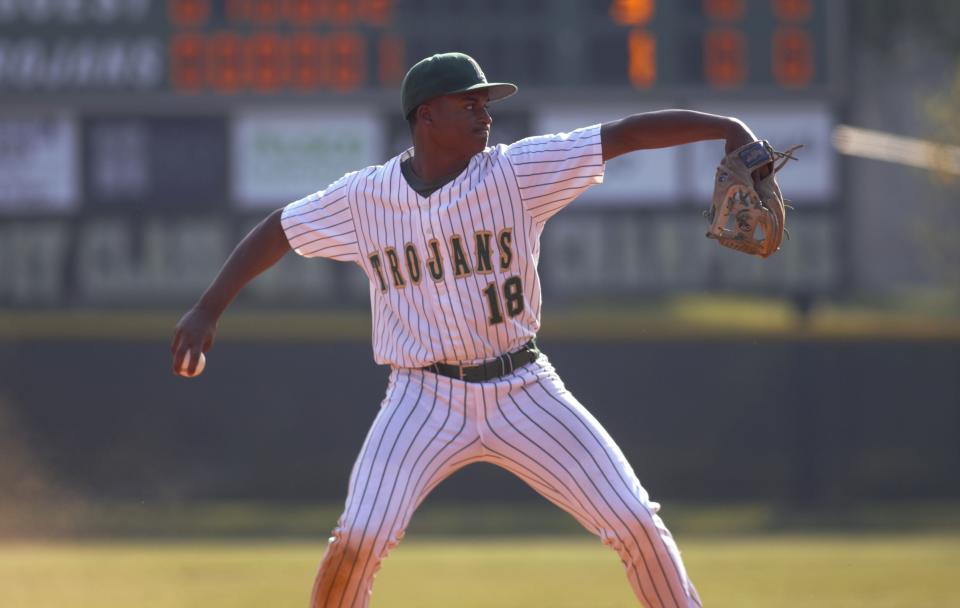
[280,172,360,263]
[504,124,605,224]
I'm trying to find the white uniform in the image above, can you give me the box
[281,124,701,608]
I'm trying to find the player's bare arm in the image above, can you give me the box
[600,109,758,161]
[171,207,291,375]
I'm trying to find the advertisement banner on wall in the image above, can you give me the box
[0,114,77,213]
[231,108,383,209]
[533,106,683,206]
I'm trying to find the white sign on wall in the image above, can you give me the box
[0,114,77,212]
[533,106,682,206]
[687,101,838,203]
[232,108,383,209]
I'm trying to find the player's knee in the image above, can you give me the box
[324,526,363,564]
[630,509,664,541]
[325,522,404,565]
[602,508,662,552]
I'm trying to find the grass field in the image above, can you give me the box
[2,534,958,608]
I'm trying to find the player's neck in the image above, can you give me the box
[409,144,471,183]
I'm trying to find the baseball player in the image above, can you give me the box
[172,52,764,607]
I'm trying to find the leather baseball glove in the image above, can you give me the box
[705,140,801,258]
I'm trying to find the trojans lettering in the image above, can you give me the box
[368,228,514,292]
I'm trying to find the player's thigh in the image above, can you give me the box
[484,358,656,519]
[340,369,479,534]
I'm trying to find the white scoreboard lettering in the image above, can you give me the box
[0,0,151,23]
[0,37,162,89]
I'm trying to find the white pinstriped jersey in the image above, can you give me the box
[281,124,604,368]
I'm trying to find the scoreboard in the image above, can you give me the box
[0,0,838,99]
[0,0,845,308]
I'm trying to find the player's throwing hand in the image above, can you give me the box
[171,307,217,377]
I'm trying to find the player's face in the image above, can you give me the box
[425,90,492,155]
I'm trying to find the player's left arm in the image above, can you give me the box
[600,109,758,161]
[171,208,291,374]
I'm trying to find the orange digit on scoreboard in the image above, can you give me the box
[224,0,392,25]
[704,28,746,88]
[772,0,812,22]
[291,33,326,89]
[627,29,656,88]
[609,0,655,26]
[703,0,744,22]
[226,0,282,24]
[330,32,366,91]
[328,0,356,23]
[207,33,244,92]
[246,33,291,92]
[168,0,210,27]
[772,27,814,87]
[252,0,283,23]
[170,33,205,91]
[378,34,406,86]
[358,0,393,26]
[285,0,319,23]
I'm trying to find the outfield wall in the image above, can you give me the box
[2,333,957,507]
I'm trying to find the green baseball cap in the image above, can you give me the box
[401,52,518,118]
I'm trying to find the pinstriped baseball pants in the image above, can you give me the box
[311,355,702,608]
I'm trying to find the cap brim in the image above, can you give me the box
[449,82,518,103]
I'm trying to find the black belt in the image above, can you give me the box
[423,340,539,383]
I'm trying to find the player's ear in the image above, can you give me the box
[417,103,433,125]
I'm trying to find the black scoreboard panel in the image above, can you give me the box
[0,0,835,99]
